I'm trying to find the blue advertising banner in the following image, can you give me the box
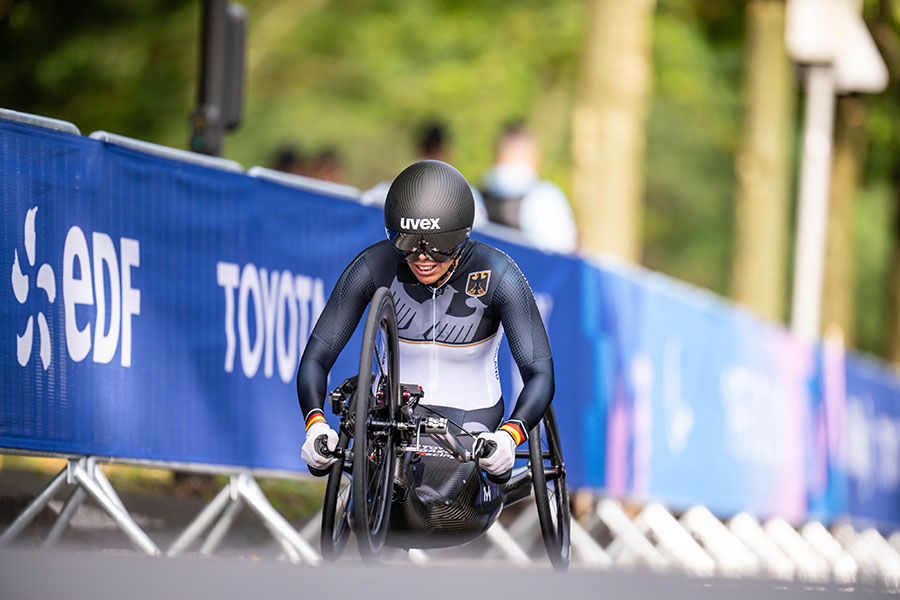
[1,119,378,470]
[0,119,586,476]
[842,354,900,528]
[580,261,813,522]
[4,116,900,527]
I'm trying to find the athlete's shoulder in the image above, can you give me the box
[336,240,398,289]
[347,239,396,266]
[467,240,518,268]
[467,240,526,282]
[461,241,534,305]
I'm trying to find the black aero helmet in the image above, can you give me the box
[384,160,475,262]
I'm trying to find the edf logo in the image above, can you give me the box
[11,207,55,369]
[11,206,142,370]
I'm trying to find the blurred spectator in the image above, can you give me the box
[271,144,307,175]
[418,121,451,162]
[307,147,347,184]
[362,121,488,227]
[481,122,577,253]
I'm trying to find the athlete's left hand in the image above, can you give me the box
[476,430,516,475]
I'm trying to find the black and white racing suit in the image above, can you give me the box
[297,239,554,547]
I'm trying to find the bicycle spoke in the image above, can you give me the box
[373,331,386,378]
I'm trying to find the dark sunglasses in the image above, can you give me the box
[386,227,470,263]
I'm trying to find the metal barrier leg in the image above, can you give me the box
[167,481,233,557]
[237,474,320,564]
[506,506,541,543]
[71,462,160,556]
[261,520,302,564]
[92,461,128,514]
[40,486,87,549]
[485,521,531,564]
[596,499,667,570]
[484,506,538,560]
[300,508,322,544]
[199,495,242,555]
[570,518,612,567]
[0,466,68,547]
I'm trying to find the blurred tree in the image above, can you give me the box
[571,0,656,262]
[868,0,900,364]
[0,0,197,144]
[731,0,794,323]
[822,96,867,342]
[643,1,743,294]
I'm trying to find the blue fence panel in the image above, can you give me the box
[1,118,381,470]
[4,116,900,528]
[579,263,813,521]
[843,354,900,528]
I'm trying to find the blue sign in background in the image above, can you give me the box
[2,117,900,527]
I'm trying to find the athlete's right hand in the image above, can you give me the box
[301,422,339,470]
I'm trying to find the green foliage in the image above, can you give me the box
[2,0,899,358]
[0,0,198,144]
[645,0,743,294]
[228,0,583,188]
[854,183,895,355]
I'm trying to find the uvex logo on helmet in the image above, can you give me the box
[400,217,441,230]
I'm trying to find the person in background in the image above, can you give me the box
[307,147,346,184]
[481,121,577,254]
[362,121,488,228]
[271,144,307,175]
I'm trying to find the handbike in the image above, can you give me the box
[314,287,570,569]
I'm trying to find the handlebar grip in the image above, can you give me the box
[307,434,335,477]
[315,434,334,458]
[473,438,511,484]
[473,437,497,459]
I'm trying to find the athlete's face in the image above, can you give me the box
[409,253,454,285]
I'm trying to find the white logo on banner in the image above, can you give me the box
[11,205,142,370]
[11,207,56,370]
[845,395,900,502]
[720,366,788,467]
[217,262,325,383]
[62,227,141,367]
[662,336,693,454]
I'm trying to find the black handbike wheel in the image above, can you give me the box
[529,405,570,570]
[320,431,352,560]
[351,287,400,560]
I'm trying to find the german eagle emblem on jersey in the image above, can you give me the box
[465,270,490,298]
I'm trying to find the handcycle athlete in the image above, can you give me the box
[297,160,569,567]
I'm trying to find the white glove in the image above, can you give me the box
[476,430,516,475]
[301,422,339,470]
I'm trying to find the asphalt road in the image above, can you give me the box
[2,549,895,600]
[1,467,897,599]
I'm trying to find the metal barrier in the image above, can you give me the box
[89,131,243,172]
[0,107,81,135]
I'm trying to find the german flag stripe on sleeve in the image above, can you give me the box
[305,409,326,431]
[499,421,525,446]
